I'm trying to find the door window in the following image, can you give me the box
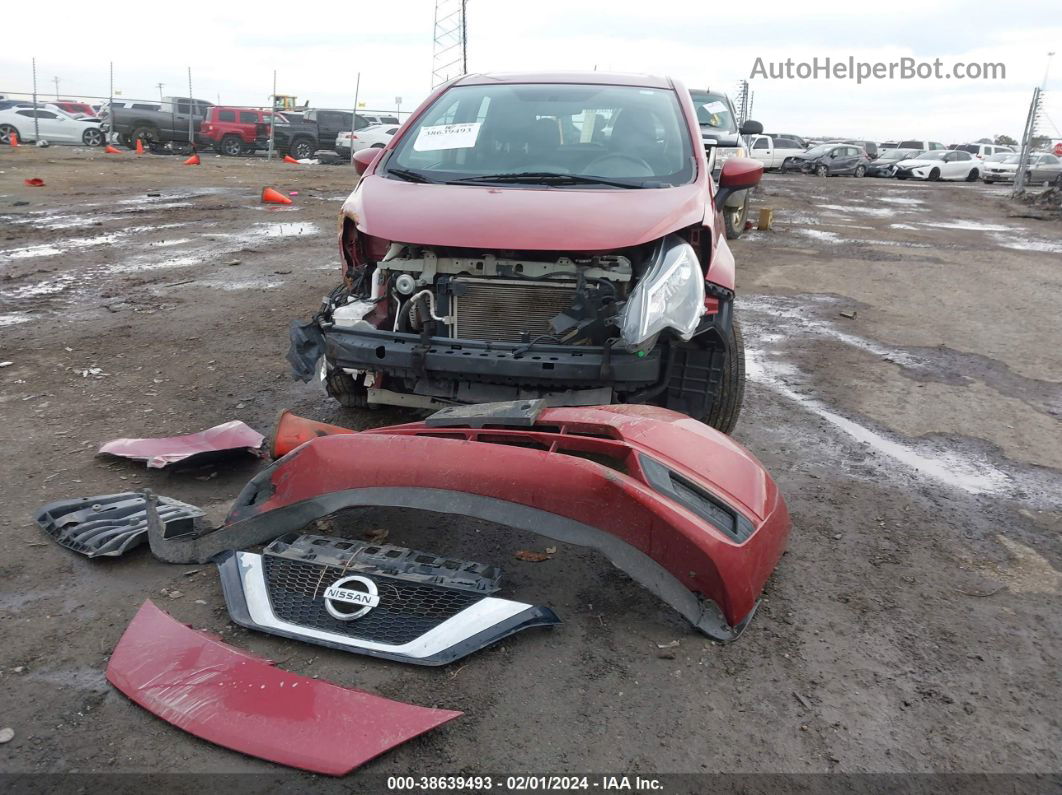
[219,110,237,122]
[239,111,257,124]
[752,137,769,150]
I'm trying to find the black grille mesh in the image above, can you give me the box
[263,556,484,645]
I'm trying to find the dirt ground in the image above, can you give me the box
[0,147,1059,787]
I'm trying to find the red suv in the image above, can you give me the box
[288,72,764,433]
[199,106,272,156]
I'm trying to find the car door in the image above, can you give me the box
[17,109,69,141]
[1030,154,1061,183]
[958,150,977,178]
[836,146,859,173]
[940,150,961,179]
[773,137,804,166]
[749,135,773,167]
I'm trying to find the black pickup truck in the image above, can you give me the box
[101,96,213,147]
[256,114,322,159]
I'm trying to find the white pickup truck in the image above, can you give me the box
[747,134,807,170]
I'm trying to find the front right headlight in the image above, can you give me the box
[619,235,705,352]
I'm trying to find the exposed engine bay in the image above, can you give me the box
[290,231,742,420]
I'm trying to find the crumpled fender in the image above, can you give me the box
[147,405,788,641]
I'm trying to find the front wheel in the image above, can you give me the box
[966,169,979,182]
[325,367,371,409]
[854,164,866,177]
[0,124,20,145]
[929,168,941,181]
[660,319,746,434]
[82,128,103,147]
[723,192,750,240]
[815,164,829,177]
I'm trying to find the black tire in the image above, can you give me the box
[896,172,908,180]
[325,368,371,409]
[289,137,316,160]
[854,164,866,177]
[131,125,159,147]
[0,124,20,145]
[965,169,978,182]
[81,128,104,147]
[982,178,991,184]
[218,135,244,157]
[723,192,750,240]
[672,319,746,434]
[1054,174,1062,187]
[928,168,941,181]
[704,319,745,433]
[815,163,829,177]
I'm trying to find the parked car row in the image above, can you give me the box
[98,96,401,157]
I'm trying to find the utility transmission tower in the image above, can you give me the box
[432,0,467,88]
[734,80,749,126]
[1013,87,1044,195]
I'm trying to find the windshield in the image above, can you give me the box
[882,148,918,161]
[918,151,947,161]
[1002,154,1021,164]
[688,90,736,133]
[803,144,835,157]
[385,83,695,187]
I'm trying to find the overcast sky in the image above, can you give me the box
[2,0,1060,143]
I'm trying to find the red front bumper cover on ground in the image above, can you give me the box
[146,404,789,640]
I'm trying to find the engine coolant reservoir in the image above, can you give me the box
[332,300,377,329]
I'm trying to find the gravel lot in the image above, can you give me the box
[1,147,1059,785]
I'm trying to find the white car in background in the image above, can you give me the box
[0,106,105,146]
[894,149,980,181]
[335,124,398,158]
[747,134,806,169]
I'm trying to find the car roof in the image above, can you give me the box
[454,71,673,89]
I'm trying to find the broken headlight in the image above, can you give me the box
[618,235,705,352]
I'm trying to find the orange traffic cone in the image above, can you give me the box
[183,153,200,166]
[8,131,18,147]
[271,410,356,458]
[135,138,144,155]
[283,154,299,164]
[104,144,121,154]
[261,186,292,205]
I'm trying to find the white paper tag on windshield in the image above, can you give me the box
[413,122,482,152]
[702,101,728,115]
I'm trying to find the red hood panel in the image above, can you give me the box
[344,176,707,251]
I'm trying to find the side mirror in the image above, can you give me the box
[739,119,763,136]
[353,147,381,176]
[714,157,763,209]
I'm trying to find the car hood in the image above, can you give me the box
[896,159,942,167]
[343,175,708,251]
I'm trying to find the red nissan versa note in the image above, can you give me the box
[288,72,764,433]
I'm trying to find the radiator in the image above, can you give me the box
[450,278,576,342]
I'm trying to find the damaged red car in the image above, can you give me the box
[288,72,763,432]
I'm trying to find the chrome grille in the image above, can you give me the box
[451,278,576,342]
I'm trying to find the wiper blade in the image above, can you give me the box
[387,167,435,184]
[451,172,643,188]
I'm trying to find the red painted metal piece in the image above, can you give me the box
[98,420,264,468]
[231,405,789,630]
[106,601,462,775]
